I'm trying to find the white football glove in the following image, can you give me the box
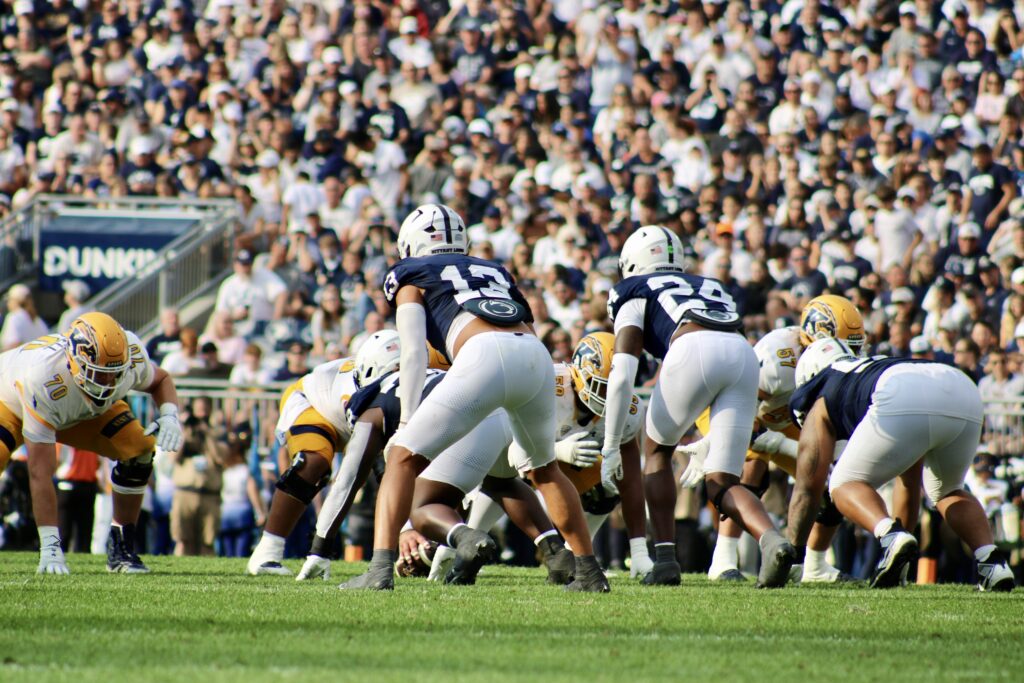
[751,430,785,455]
[554,433,601,468]
[678,436,710,488]
[296,554,331,581]
[145,403,184,453]
[629,537,654,579]
[37,538,69,575]
[600,446,623,495]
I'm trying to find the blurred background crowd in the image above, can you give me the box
[2,0,1024,580]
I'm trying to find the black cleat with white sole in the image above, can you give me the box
[642,560,682,586]
[106,524,150,574]
[444,529,497,585]
[870,524,918,589]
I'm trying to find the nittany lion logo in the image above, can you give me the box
[477,299,519,319]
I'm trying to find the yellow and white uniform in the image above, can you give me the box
[507,364,644,491]
[695,326,801,475]
[275,358,358,462]
[0,332,156,467]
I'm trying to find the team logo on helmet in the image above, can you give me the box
[572,338,603,377]
[801,305,837,341]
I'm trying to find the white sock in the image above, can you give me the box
[38,525,60,545]
[805,549,836,576]
[256,532,285,559]
[974,544,997,562]
[629,537,649,559]
[709,534,739,574]
[446,522,468,547]
[873,517,895,538]
[533,529,558,546]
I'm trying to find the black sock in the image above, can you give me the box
[539,536,565,560]
[369,549,398,570]
[574,554,601,574]
[655,543,676,563]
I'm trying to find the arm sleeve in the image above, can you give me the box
[602,351,639,452]
[396,302,428,425]
[314,420,374,539]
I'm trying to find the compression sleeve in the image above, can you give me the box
[396,302,428,425]
[314,421,373,539]
[602,352,639,452]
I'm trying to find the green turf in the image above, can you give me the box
[1,553,1022,682]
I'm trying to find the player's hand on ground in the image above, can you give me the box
[630,551,655,579]
[296,555,331,581]
[678,437,710,488]
[555,433,601,468]
[600,446,623,495]
[38,539,69,575]
[145,404,184,452]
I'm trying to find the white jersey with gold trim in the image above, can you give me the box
[552,364,644,443]
[298,357,359,439]
[0,332,155,443]
[753,326,802,432]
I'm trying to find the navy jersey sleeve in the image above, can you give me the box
[345,380,385,428]
[383,260,416,306]
[789,370,834,429]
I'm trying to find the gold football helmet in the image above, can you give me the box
[799,295,865,354]
[65,312,130,401]
[570,332,615,416]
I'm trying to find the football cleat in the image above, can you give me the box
[756,529,797,588]
[565,555,610,593]
[870,524,918,589]
[338,565,395,591]
[249,561,293,576]
[977,550,1015,592]
[642,560,682,586]
[710,568,747,582]
[106,525,150,574]
[539,536,575,585]
[444,529,497,586]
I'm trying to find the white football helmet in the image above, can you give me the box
[795,337,857,388]
[355,330,401,386]
[618,225,685,276]
[397,204,468,258]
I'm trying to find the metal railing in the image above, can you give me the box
[980,397,1024,457]
[0,194,238,336]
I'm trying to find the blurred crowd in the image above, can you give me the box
[3,0,1024,569]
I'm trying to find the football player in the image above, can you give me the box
[341,203,607,592]
[680,295,864,583]
[247,332,393,575]
[603,226,796,588]
[0,312,183,575]
[446,333,653,578]
[786,339,1016,591]
[296,364,576,586]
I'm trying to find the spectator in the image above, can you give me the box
[219,422,265,558]
[171,397,226,557]
[1,284,48,350]
[214,249,287,338]
[272,340,310,382]
[199,310,247,367]
[161,327,201,377]
[56,279,91,333]
[147,307,183,365]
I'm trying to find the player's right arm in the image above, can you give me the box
[394,284,428,428]
[786,397,835,551]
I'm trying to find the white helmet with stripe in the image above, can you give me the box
[397,204,468,258]
[355,330,401,386]
[794,337,857,388]
[618,225,686,277]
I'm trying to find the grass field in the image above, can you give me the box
[1,553,1022,683]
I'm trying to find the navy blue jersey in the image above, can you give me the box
[346,369,445,440]
[607,272,739,359]
[789,357,932,440]
[383,255,532,361]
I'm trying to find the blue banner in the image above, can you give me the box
[38,215,196,292]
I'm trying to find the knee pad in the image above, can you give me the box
[276,452,330,505]
[111,452,154,495]
[580,485,620,516]
[743,469,770,498]
[816,489,844,527]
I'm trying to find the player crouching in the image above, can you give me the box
[0,313,183,574]
[786,339,1015,591]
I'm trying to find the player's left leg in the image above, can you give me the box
[60,401,155,573]
[924,415,1015,592]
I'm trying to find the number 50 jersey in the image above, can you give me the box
[608,272,739,360]
[383,254,533,362]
